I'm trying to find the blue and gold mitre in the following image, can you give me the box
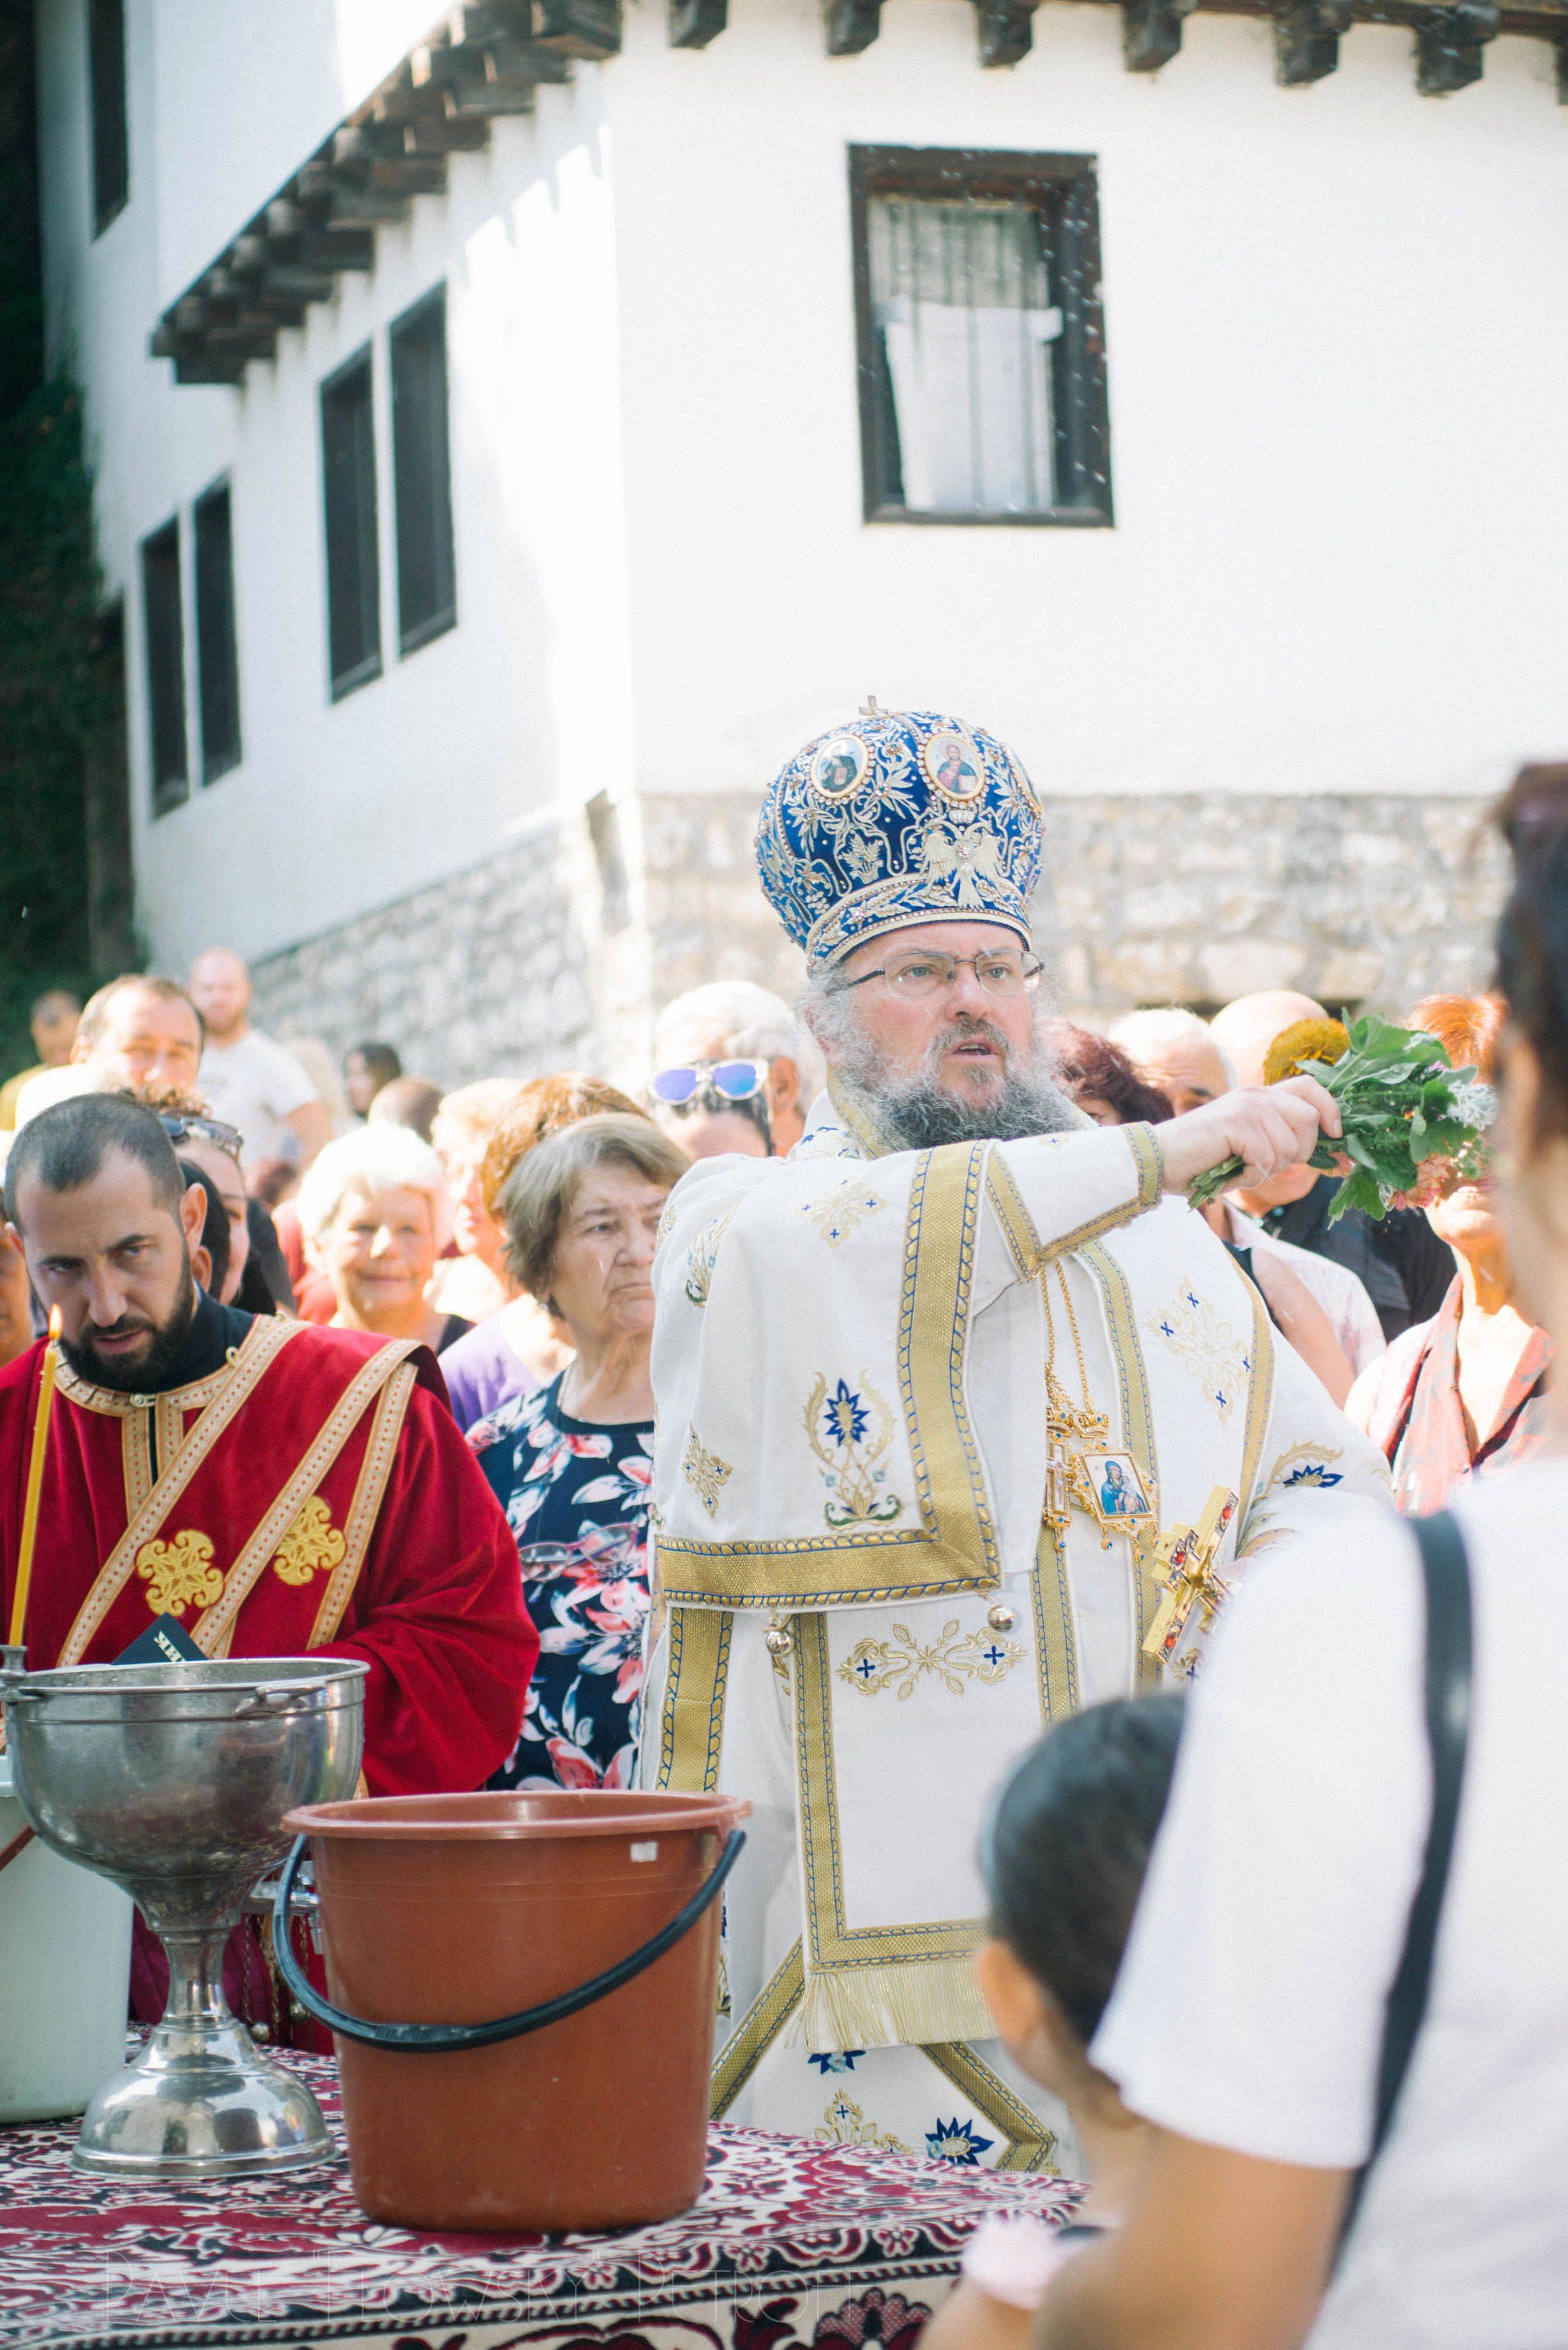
[755,708,1043,968]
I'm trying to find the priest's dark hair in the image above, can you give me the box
[177,1157,230,1298]
[5,1094,186,1227]
[981,1694,1185,2050]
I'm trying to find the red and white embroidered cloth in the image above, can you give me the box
[0,2054,1084,2350]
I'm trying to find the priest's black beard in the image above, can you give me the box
[826,1005,1085,1149]
[62,1256,199,1393]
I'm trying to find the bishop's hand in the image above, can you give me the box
[1155,1075,1342,1199]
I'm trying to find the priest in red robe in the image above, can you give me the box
[0,1093,538,1791]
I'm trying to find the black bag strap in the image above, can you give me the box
[1338,1506,1472,2248]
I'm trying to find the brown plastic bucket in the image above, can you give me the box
[276,1788,749,2232]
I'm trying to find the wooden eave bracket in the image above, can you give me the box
[149,0,621,386]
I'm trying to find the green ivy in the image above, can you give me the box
[0,363,110,1075]
[0,0,125,1079]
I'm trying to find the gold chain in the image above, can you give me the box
[1043,1262,1095,1422]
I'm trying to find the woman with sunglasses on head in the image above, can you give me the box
[649,1061,774,1161]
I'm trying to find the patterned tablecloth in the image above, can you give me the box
[0,2054,1085,2350]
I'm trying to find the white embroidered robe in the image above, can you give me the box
[641,1090,1391,2174]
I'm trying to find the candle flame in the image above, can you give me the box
[47,1305,63,1342]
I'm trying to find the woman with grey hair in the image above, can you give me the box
[467,1113,689,1790]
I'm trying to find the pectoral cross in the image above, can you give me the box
[1142,1485,1239,1667]
[1041,1400,1111,1543]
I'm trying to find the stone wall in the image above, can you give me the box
[248,787,1507,1091]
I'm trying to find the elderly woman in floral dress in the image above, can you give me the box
[467,1114,689,1791]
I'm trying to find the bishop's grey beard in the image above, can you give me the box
[817,994,1084,1149]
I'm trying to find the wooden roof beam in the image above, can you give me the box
[669,0,728,47]
[1414,0,1499,88]
[974,0,1039,62]
[1123,0,1198,68]
[824,0,882,51]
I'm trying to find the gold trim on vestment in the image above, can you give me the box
[655,1604,734,1792]
[120,1414,152,1524]
[924,2040,1059,2174]
[155,1395,184,1480]
[1080,1239,1162,1690]
[57,1321,300,1665]
[711,1940,806,2118]
[1234,1275,1276,1545]
[53,1318,296,1418]
[792,1610,992,2050]
[188,1341,421,1655]
[1030,1522,1080,1727]
[660,1142,1002,1609]
[308,1361,418,1648]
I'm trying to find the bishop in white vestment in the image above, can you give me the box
[642,706,1389,2174]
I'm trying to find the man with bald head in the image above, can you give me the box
[1210,989,1452,1342]
[189,948,331,1169]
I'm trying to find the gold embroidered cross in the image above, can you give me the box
[1142,1485,1239,1667]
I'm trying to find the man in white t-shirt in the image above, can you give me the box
[188,949,331,1170]
[1034,1479,1568,2348]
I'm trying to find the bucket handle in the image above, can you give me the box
[270,1825,746,2053]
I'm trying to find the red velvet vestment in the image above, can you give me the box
[0,1317,538,1795]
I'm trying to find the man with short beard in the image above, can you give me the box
[0,1095,536,1816]
[642,705,1389,2170]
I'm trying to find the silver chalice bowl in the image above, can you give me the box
[0,1656,366,2178]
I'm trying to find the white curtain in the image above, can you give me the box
[879,296,1062,515]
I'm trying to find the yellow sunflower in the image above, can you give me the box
[1263,1019,1351,1086]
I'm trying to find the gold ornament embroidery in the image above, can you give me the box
[799,1179,884,1250]
[838,1617,1025,1701]
[1147,1280,1253,1423]
[683,1429,734,1515]
[655,1195,682,1252]
[135,1529,223,1618]
[684,1209,736,1307]
[815,2088,912,2157]
[271,1496,347,1588]
[806,1371,901,1527]
[1260,1441,1345,1497]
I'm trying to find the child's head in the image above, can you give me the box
[977,1695,1184,2106]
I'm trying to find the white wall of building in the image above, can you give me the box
[33,0,1568,992]
[605,0,1568,803]
[35,0,635,976]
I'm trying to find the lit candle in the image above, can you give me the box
[8,1307,63,1655]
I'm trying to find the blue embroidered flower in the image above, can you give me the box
[809,2050,866,2074]
[823,1379,870,1449]
[925,2116,994,2164]
[1283,1463,1343,1488]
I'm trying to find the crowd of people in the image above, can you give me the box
[3,721,1564,2346]
[0,941,1546,1800]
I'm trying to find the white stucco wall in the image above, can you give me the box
[605,0,1568,805]
[34,0,635,976]
[33,0,1568,986]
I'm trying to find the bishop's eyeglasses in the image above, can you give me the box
[839,948,1043,1001]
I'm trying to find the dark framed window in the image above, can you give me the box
[320,346,382,699]
[193,480,241,781]
[849,147,1113,527]
[87,0,129,234]
[140,519,187,815]
[390,286,456,655]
